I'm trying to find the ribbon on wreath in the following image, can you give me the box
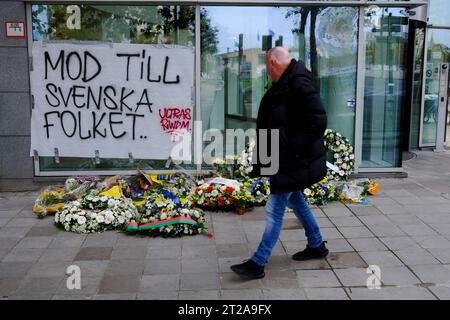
[127,216,213,238]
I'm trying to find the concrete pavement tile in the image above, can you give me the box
[347,238,388,252]
[359,215,395,226]
[329,216,363,227]
[373,204,407,215]
[315,218,334,228]
[48,237,85,249]
[178,290,220,300]
[71,260,109,277]
[348,205,383,216]
[15,236,53,249]
[320,227,344,240]
[0,227,32,238]
[262,289,307,300]
[27,261,69,278]
[221,289,264,300]
[0,278,21,296]
[399,224,439,236]
[412,235,450,249]
[429,224,450,236]
[334,268,372,287]
[147,245,181,259]
[429,286,450,300]
[15,276,64,295]
[359,251,404,267]
[409,265,450,285]
[182,244,217,259]
[98,275,141,294]
[182,258,219,273]
[56,276,101,295]
[94,293,137,300]
[279,229,307,242]
[322,207,354,217]
[214,232,247,244]
[368,225,407,237]
[5,218,37,228]
[216,244,249,258]
[428,248,450,264]
[144,258,181,275]
[291,258,332,270]
[296,270,341,288]
[338,226,374,239]
[0,237,21,249]
[0,262,34,278]
[326,252,368,269]
[0,210,21,218]
[181,272,219,291]
[379,236,422,250]
[3,248,44,262]
[139,274,180,292]
[281,219,304,230]
[388,215,423,225]
[261,270,299,289]
[325,239,355,253]
[75,247,113,261]
[37,247,79,262]
[264,255,293,272]
[115,236,149,247]
[0,249,10,261]
[136,292,177,300]
[347,286,436,300]
[25,226,59,237]
[82,232,118,247]
[7,293,54,300]
[219,272,263,290]
[394,248,441,266]
[377,266,421,286]
[395,196,426,205]
[111,246,147,260]
[105,259,145,276]
[304,287,349,300]
[416,214,450,224]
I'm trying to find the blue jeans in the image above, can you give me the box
[251,191,323,267]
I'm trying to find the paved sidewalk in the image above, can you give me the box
[1,150,450,300]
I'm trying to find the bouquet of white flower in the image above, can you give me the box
[54,195,137,233]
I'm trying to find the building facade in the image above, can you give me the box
[0,0,448,191]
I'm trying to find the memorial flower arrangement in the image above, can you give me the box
[324,129,355,180]
[54,195,137,233]
[128,207,209,238]
[303,178,338,206]
[243,178,270,206]
[191,181,253,212]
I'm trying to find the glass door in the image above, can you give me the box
[419,29,450,148]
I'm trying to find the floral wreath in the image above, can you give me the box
[55,195,137,233]
[324,129,355,180]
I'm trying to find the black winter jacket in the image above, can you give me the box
[251,59,327,194]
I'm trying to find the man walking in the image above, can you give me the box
[231,47,329,279]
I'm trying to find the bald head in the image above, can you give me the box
[265,46,292,83]
[267,46,291,65]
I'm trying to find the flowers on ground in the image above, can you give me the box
[54,195,137,233]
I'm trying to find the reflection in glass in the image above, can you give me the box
[200,6,358,160]
[420,28,450,146]
[362,8,409,168]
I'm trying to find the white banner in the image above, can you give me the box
[30,41,194,160]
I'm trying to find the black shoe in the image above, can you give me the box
[292,241,329,261]
[230,259,265,279]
